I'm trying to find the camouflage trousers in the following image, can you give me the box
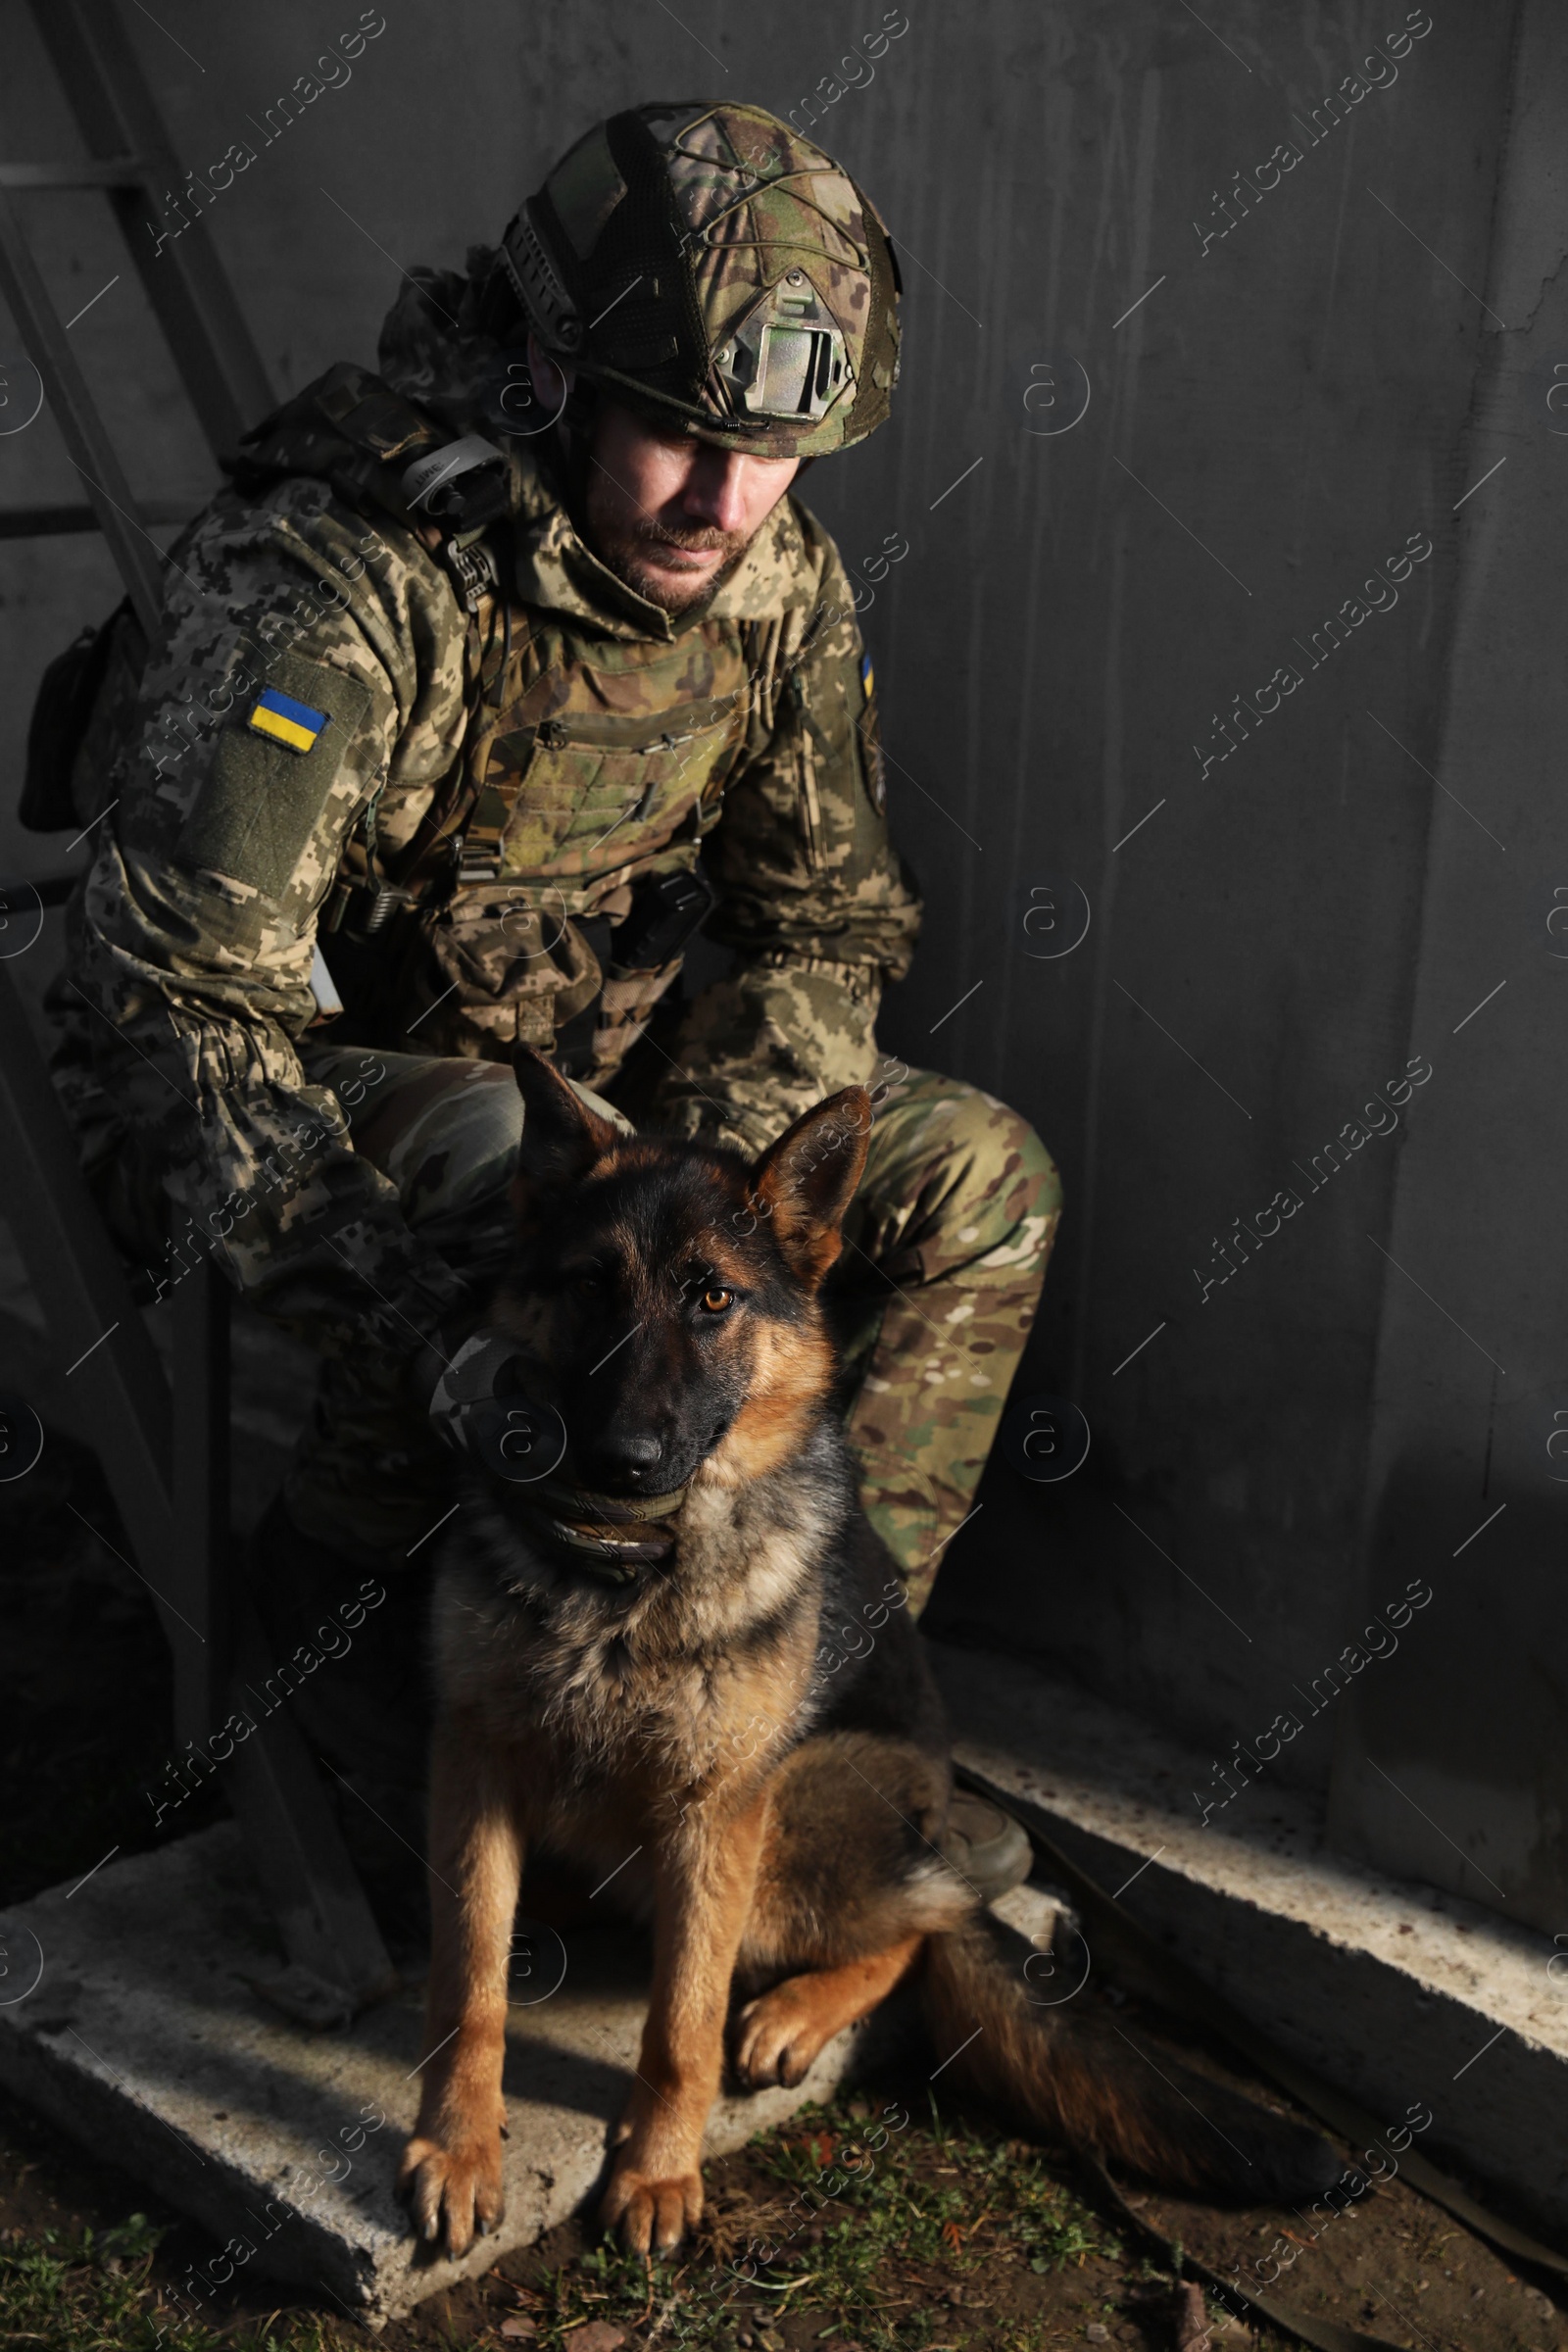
[288,1049,1060,1613]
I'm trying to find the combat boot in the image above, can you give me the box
[246,1493,433,1939]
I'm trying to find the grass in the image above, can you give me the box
[504,2092,1129,2352]
[0,2083,1213,2352]
[0,2211,346,2352]
[3,2062,1544,2352]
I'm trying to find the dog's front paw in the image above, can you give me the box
[398,2129,505,2258]
[600,2154,704,2253]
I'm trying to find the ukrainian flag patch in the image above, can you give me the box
[246,687,329,756]
[860,651,874,701]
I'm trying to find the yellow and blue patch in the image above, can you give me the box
[246,686,329,757]
[860,652,875,702]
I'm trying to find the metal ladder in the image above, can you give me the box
[0,0,392,2009]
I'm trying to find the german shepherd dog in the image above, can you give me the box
[398,1051,1336,2258]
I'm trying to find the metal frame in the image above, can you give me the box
[0,975,392,2000]
[18,0,272,456]
[0,0,392,2004]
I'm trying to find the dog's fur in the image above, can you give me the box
[398,1053,1337,2257]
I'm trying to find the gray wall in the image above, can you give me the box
[2,1,1554,1910]
[1328,1,1568,1938]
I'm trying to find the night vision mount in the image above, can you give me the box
[712,270,850,425]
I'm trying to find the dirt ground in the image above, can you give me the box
[2,1430,1566,2352]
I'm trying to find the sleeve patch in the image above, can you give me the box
[175,649,370,898]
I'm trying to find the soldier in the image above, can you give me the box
[49,103,1059,1899]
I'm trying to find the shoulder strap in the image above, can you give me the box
[225,361,443,524]
[227,362,509,565]
[310,361,441,464]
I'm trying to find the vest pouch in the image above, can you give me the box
[489,710,730,884]
[406,887,600,1058]
[611,864,714,970]
[22,597,147,833]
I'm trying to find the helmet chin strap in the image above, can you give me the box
[520,330,598,525]
[554,389,600,529]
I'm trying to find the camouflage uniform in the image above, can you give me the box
[48,111,1059,1606]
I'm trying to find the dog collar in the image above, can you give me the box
[520,1477,691,1585]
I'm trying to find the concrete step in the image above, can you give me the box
[7,1636,1560,2326]
[931,1641,1568,2246]
[0,1823,912,2326]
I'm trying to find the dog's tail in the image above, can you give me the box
[921,1912,1340,2204]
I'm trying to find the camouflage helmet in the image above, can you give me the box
[498,102,902,459]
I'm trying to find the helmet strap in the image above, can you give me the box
[547,377,602,539]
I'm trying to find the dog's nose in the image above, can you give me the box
[594,1433,663,1482]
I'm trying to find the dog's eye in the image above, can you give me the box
[700,1287,734,1314]
[569,1269,603,1296]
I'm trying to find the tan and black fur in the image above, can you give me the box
[398,1052,1337,2257]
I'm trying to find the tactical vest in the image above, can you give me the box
[230,363,774,1084]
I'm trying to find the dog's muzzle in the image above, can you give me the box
[427,1331,688,1584]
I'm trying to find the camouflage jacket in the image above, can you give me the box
[48,364,920,1360]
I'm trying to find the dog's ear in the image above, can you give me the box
[512,1046,620,1194]
[749,1087,872,1285]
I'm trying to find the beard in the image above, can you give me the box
[582,480,753,615]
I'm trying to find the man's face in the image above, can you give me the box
[581,397,801,615]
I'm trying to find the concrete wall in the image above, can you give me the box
[1,3,1551,1902]
[1328,0,1568,1939]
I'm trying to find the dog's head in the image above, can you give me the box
[491,1050,872,1499]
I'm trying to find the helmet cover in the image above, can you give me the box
[500,101,902,458]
